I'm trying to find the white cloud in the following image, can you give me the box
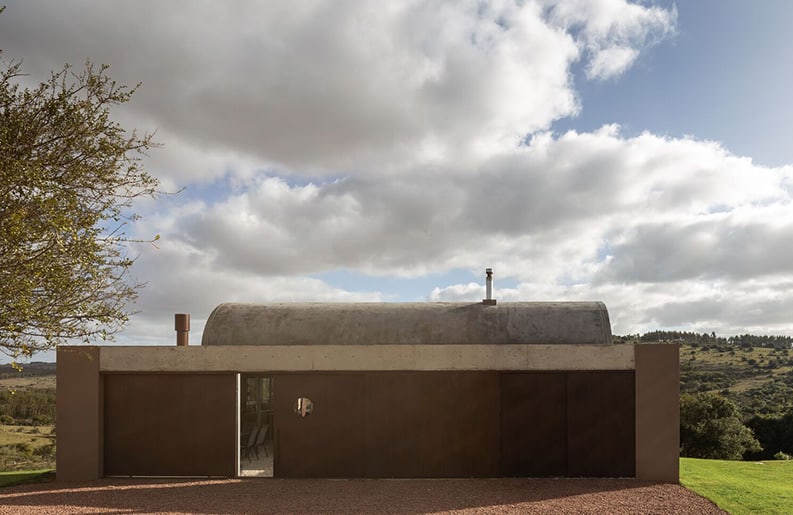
[0,0,672,176]
[8,1,793,346]
[586,45,638,80]
[122,125,793,338]
[541,0,677,80]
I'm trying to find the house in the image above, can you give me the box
[57,300,678,481]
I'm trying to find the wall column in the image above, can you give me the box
[635,343,679,482]
[56,346,102,480]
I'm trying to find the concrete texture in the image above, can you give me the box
[201,302,613,346]
[97,344,634,372]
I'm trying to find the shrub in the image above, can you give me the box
[680,392,762,460]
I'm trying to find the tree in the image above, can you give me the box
[1,19,159,366]
[680,392,762,460]
[744,409,793,460]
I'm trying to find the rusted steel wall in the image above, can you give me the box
[567,371,635,477]
[273,372,501,478]
[500,373,567,477]
[272,370,634,478]
[103,373,236,477]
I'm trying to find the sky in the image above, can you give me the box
[2,0,793,361]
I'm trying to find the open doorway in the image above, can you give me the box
[240,375,273,477]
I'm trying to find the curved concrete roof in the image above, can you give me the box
[201,302,612,346]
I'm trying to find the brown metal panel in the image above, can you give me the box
[273,373,365,478]
[416,372,500,477]
[103,374,236,477]
[566,371,635,477]
[500,373,567,477]
[362,373,422,477]
[273,372,500,478]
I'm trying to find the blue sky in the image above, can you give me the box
[556,1,793,167]
[2,0,793,361]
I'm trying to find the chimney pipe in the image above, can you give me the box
[482,268,496,305]
[175,313,190,346]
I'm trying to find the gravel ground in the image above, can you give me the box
[0,478,726,514]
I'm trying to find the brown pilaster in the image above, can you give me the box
[56,346,102,480]
[635,343,679,482]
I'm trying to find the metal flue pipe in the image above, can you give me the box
[483,268,496,305]
[175,313,190,346]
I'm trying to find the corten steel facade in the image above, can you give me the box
[56,302,679,482]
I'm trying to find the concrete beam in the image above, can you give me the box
[97,344,634,372]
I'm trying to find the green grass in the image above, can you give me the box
[681,457,793,514]
[0,469,54,487]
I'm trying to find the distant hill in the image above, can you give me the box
[0,362,56,390]
[618,332,793,419]
[0,361,56,380]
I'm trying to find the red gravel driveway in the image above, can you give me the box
[0,477,726,514]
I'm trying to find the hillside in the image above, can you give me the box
[617,334,793,419]
[0,362,56,391]
[679,343,793,417]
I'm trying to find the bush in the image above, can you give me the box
[33,443,55,459]
[680,392,762,460]
[745,410,793,460]
[774,451,791,460]
[0,389,55,425]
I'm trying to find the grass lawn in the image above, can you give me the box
[681,457,793,514]
[0,469,54,487]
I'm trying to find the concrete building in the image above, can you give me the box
[57,301,679,482]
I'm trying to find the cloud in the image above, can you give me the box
[541,0,677,80]
[8,1,793,344]
[0,0,674,178]
[597,210,793,284]
[128,127,793,337]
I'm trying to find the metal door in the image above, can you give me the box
[103,373,236,477]
[273,373,366,478]
[566,371,635,477]
[273,372,500,478]
[500,373,567,476]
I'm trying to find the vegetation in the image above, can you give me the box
[621,330,793,460]
[0,10,160,367]
[0,365,56,471]
[0,388,55,425]
[0,425,55,471]
[0,469,54,488]
[680,392,760,459]
[0,361,55,381]
[744,410,793,461]
[680,457,793,515]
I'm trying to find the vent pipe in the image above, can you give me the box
[175,313,190,346]
[482,268,496,305]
